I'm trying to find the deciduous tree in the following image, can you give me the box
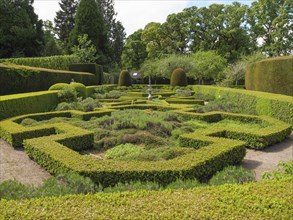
[121,29,147,70]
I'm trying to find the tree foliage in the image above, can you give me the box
[247,0,293,56]
[43,20,64,56]
[68,0,108,64]
[185,3,252,63]
[190,51,227,84]
[98,0,126,66]
[121,29,147,70]
[141,54,195,79]
[54,0,78,51]
[72,34,97,63]
[219,53,266,87]
[0,0,44,58]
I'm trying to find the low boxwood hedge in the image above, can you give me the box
[179,112,291,150]
[165,97,204,105]
[0,91,58,121]
[1,108,290,186]
[0,110,114,147]
[127,91,176,97]
[0,178,291,219]
[191,85,293,124]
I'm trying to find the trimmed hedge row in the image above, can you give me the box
[0,63,98,95]
[166,97,204,105]
[0,91,58,121]
[24,129,245,186]
[245,56,293,96]
[191,85,293,124]
[178,112,292,150]
[0,109,248,185]
[69,63,103,85]
[1,108,291,186]
[0,55,80,70]
[0,110,114,147]
[127,91,176,97]
[0,179,291,219]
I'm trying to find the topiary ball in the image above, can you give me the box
[118,70,132,87]
[70,82,87,98]
[170,68,187,87]
[48,83,71,91]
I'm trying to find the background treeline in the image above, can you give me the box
[122,0,292,69]
[0,0,291,86]
[0,0,125,69]
[121,0,292,86]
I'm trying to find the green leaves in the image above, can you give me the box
[72,34,98,63]
[247,0,293,56]
[0,179,292,219]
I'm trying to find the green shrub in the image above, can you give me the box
[58,87,78,103]
[70,82,87,98]
[0,172,98,200]
[105,90,127,99]
[105,143,144,160]
[20,118,38,126]
[195,98,237,113]
[245,56,293,96]
[174,87,194,97]
[118,70,132,86]
[80,98,102,112]
[262,160,293,180]
[49,83,70,91]
[0,63,97,95]
[170,68,187,87]
[0,55,79,70]
[209,166,255,185]
[55,102,83,111]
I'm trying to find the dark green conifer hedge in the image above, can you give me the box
[118,70,132,86]
[170,68,187,87]
[245,56,293,96]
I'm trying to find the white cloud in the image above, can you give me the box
[33,0,190,36]
[114,0,190,35]
[33,1,253,36]
[33,1,60,22]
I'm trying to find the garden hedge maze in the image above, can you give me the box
[0,89,291,187]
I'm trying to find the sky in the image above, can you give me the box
[33,0,254,36]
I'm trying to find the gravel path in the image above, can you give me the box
[0,139,51,186]
[0,132,292,185]
[241,132,293,180]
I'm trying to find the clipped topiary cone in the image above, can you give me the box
[170,68,187,87]
[118,70,132,86]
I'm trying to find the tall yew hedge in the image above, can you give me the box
[245,56,293,96]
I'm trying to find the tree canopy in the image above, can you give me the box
[54,0,78,50]
[68,0,108,63]
[0,0,44,58]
